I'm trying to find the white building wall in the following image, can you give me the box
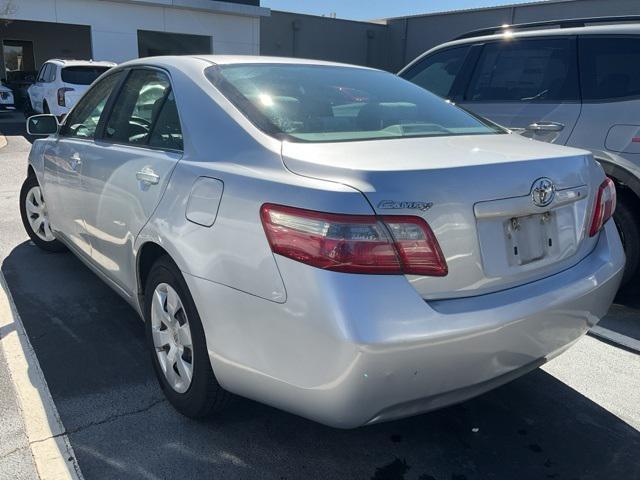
[5,0,264,63]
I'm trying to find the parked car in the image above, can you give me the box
[27,59,116,117]
[21,56,624,428]
[0,82,15,111]
[399,16,640,287]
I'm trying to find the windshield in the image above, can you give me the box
[206,64,503,143]
[61,66,112,85]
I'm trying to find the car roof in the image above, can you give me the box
[400,22,640,74]
[120,55,374,70]
[437,23,640,49]
[46,59,117,67]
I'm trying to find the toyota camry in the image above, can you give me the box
[21,56,624,428]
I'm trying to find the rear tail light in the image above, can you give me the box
[57,87,74,107]
[260,204,448,276]
[589,178,616,237]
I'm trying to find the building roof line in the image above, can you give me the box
[96,0,270,18]
[376,0,581,23]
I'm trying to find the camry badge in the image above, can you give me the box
[378,200,433,211]
[531,177,556,207]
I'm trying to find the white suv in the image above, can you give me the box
[28,59,115,117]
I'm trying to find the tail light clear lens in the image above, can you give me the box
[589,178,617,237]
[260,204,447,276]
[57,87,74,107]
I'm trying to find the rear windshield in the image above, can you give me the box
[61,66,112,85]
[206,64,503,143]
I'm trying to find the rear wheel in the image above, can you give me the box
[144,256,233,418]
[613,194,640,287]
[19,175,66,252]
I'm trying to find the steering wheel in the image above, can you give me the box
[130,116,151,128]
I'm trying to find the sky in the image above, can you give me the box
[261,0,541,21]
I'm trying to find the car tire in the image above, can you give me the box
[19,175,67,253]
[144,256,233,418]
[613,194,640,287]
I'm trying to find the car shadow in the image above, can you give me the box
[1,241,638,480]
[0,111,36,143]
[600,281,640,343]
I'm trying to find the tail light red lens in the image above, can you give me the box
[57,87,74,107]
[589,178,617,237]
[260,204,448,276]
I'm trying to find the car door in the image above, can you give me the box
[44,71,125,257]
[29,63,50,112]
[457,37,581,145]
[42,63,58,112]
[80,67,183,294]
[569,35,640,162]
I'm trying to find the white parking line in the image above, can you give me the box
[0,271,83,480]
[589,325,640,354]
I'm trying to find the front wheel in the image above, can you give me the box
[614,195,640,287]
[19,175,66,252]
[144,256,233,418]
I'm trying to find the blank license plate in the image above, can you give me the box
[506,213,553,266]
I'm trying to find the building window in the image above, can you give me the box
[2,40,35,80]
[137,30,212,57]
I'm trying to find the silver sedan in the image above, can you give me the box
[21,56,625,428]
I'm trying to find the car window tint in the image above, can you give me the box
[466,39,578,102]
[148,90,183,151]
[60,72,123,139]
[104,69,171,145]
[61,66,112,86]
[402,46,471,98]
[580,36,640,101]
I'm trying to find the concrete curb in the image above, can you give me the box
[0,271,83,480]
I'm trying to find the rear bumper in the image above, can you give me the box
[185,220,624,428]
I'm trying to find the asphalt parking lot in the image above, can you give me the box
[0,113,639,480]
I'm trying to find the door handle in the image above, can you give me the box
[526,122,565,132]
[136,167,160,186]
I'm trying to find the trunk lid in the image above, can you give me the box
[281,133,599,299]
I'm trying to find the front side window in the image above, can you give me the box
[465,38,578,102]
[207,64,502,143]
[38,64,52,83]
[402,46,471,98]
[104,69,173,146]
[61,66,111,86]
[60,72,123,139]
[46,64,56,82]
[579,36,640,101]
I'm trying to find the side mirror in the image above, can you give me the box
[27,115,59,136]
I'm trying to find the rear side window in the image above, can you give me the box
[579,36,640,101]
[104,68,182,150]
[61,66,111,86]
[465,38,578,102]
[402,46,471,98]
[149,91,183,151]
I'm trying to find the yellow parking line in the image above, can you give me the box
[0,271,83,480]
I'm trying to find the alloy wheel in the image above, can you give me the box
[150,283,194,393]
